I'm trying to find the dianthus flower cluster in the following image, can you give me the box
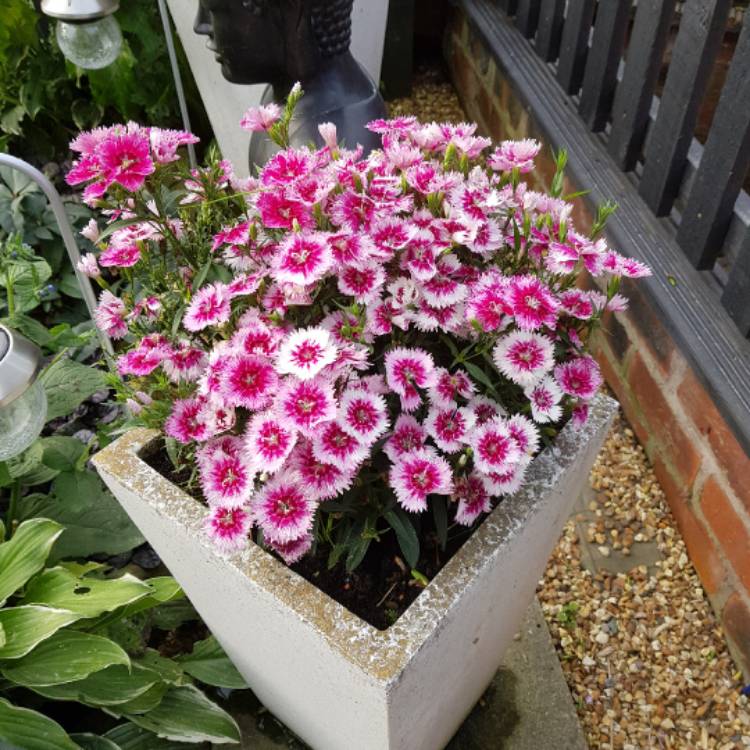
[68,91,649,568]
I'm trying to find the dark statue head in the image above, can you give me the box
[194,0,355,88]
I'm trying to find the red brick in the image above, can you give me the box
[722,593,750,678]
[629,353,701,487]
[678,368,750,511]
[653,458,726,595]
[701,475,750,593]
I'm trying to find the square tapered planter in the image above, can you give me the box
[93,393,616,750]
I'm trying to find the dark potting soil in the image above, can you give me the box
[143,439,491,631]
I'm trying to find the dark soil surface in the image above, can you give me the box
[143,439,487,631]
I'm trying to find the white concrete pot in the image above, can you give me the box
[93,394,617,750]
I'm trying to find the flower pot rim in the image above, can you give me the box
[93,392,617,685]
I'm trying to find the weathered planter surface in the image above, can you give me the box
[93,393,617,750]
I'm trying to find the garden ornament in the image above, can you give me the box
[193,0,387,167]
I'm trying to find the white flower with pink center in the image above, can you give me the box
[453,473,491,526]
[524,376,563,423]
[165,397,212,444]
[384,347,437,412]
[465,279,510,333]
[469,418,521,475]
[571,401,590,428]
[196,435,242,471]
[94,290,129,339]
[244,413,298,474]
[328,232,375,267]
[273,232,332,286]
[252,475,315,544]
[183,283,232,332]
[419,274,468,309]
[240,102,281,132]
[467,395,506,426]
[429,367,476,409]
[507,275,559,330]
[424,406,475,453]
[482,462,528,496]
[487,139,541,172]
[267,533,314,565]
[204,505,252,553]
[492,330,555,387]
[276,327,337,380]
[312,420,369,470]
[200,452,253,507]
[163,343,207,384]
[507,414,540,459]
[276,377,337,435]
[339,389,389,444]
[384,415,427,462]
[389,447,454,513]
[291,441,355,500]
[554,356,602,400]
[199,399,236,436]
[337,263,386,303]
[222,354,278,410]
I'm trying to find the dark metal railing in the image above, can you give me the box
[496,0,750,336]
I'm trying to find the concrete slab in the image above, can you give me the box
[213,599,586,750]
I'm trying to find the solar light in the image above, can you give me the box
[0,325,47,462]
[41,0,122,70]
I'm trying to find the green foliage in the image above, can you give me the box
[0,518,242,747]
[0,0,201,164]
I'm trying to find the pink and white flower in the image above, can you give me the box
[453,473,491,526]
[76,253,100,278]
[240,103,282,132]
[252,475,316,543]
[276,327,337,380]
[165,397,212,444]
[524,376,563,423]
[337,390,387,444]
[488,139,540,172]
[200,452,253,507]
[291,441,354,500]
[424,405,475,453]
[204,505,252,553]
[223,354,278,410]
[389,447,454,512]
[384,347,437,412]
[554,356,602,400]
[492,330,555,387]
[469,418,521,475]
[507,275,559,330]
[244,412,298,474]
[94,290,128,339]
[276,377,337,435]
[429,367,476,408]
[384,414,427,462]
[273,232,333,285]
[267,533,314,564]
[312,420,369,470]
[184,283,232,332]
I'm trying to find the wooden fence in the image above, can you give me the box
[495,0,750,337]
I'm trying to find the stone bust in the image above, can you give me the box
[194,0,387,168]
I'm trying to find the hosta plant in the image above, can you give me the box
[0,518,243,748]
[67,88,649,576]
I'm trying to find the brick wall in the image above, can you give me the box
[444,9,750,677]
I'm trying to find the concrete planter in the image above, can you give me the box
[93,393,616,750]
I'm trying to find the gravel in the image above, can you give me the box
[392,67,750,748]
[538,412,750,749]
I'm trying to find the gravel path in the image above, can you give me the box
[538,412,750,749]
[389,70,750,749]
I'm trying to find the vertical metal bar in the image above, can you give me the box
[516,0,541,38]
[158,0,197,170]
[0,154,113,356]
[536,0,565,62]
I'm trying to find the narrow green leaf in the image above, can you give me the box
[463,361,499,396]
[176,635,247,689]
[0,698,79,750]
[0,605,79,659]
[0,518,62,605]
[123,685,241,744]
[384,509,420,569]
[2,630,130,687]
[345,535,371,573]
